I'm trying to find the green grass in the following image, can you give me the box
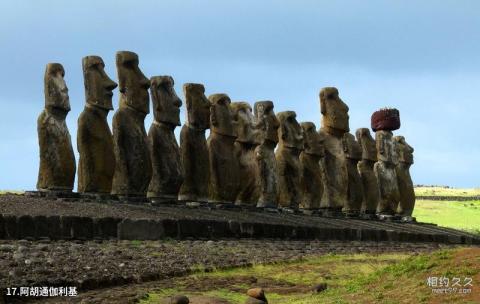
[413,200,480,234]
[414,186,480,197]
[140,248,480,304]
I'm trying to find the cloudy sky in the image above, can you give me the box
[0,0,479,190]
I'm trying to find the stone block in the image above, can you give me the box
[72,217,94,240]
[0,214,4,239]
[34,216,49,239]
[161,218,178,238]
[47,216,61,240]
[93,217,121,239]
[118,219,164,240]
[17,215,35,239]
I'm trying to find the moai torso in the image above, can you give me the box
[111,51,152,198]
[374,129,400,215]
[231,102,260,205]
[77,56,117,194]
[342,132,363,216]
[299,122,325,210]
[207,94,239,204]
[276,111,303,209]
[37,63,76,192]
[356,128,379,214]
[319,87,349,211]
[254,101,280,208]
[394,136,415,216]
[147,76,183,203]
[178,83,210,202]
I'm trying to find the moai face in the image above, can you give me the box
[376,130,395,163]
[343,132,362,160]
[231,102,259,144]
[116,51,151,114]
[394,136,414,164]
[82,56,118,111]
[209,93,235,137]
[300,122,324,156]
[254,101,280,144]
[277,111,303,150]
[356,128,377,161]
[150,76,182,126]
[320,87,349,133]
[184,83,210,130]
[44,63,70,113]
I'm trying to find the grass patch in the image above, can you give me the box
[414,186,480,197]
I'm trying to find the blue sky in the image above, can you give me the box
[0,0,479,190]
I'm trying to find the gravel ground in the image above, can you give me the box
[0,239,461,303]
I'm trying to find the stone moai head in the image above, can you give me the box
[342,132,362,160]
[393,136,414,164]
[356,128,377,162]
[116,51,150,114]
[209,93,235,137]
[82,56,118,111]
[231,102,259,144]
[320,87,349,134]
[44,63,70,113]
[277,111,303,150]
[375,130,395,164]
[150,76,182,126]
[184,83,210,130]
[300,122,324,156]
[254,101,280,144]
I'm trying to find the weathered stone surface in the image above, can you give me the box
[276,111,303,209]
[371,108,400,131]
[111,51,152,198]
[319,87,349,211]
[118,219,164,240]
[247,288,267,301]
[71,217,94,240]
[231,102,260,205]
[4,215,17,239]
[93,217,121,239]
[374,129,400,215]
[161,219,179,238]
[168,295,189,304]
[37,63,76,191]
[0,215,4,239]
[254,101,280,208]
[60,216,74,239]
[178,83,210,202]
[356,128,379,214]
[342,132,363,215]
[208,94,239,204]
[77,55,117,194]
[18,215,35,239]
[300,122,325,210]
[147,76,183,203]
[394,135,415,216]
[33,215,49,239]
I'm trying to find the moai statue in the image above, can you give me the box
[178,83,210,202]
[254,101,280,208]
[342,132,363,217]
[318,87,349,216]
[111,51,152,200]
[207,93,239,204]
[231,102,260,206]
[372,108,401,218]
[147,76,183,204]
[393,135,415,221]
[37,63,76,193]
[299,122,325,212]
[77,56,118,195]
[356,128,379,217]
[275,111,303,211]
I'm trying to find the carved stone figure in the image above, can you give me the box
[147,76,183,203]
[299,122,325,210]
[275,111,303,210]
[373,125,400,216]
[231,102,260,205]
[318,87,349,214]
[207,94,239,204]
[111,51,152,199]
[254,101,280,208]
[178,83,210,202]
[342,132,363,216]
[37,63,76,192]
[356,128,379,215]
[77,56,117,194]
[394,136,415,217]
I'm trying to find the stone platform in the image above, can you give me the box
[0,194,478,244]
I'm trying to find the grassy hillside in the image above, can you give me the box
[141,247,479,304]
[414,187,480,197]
